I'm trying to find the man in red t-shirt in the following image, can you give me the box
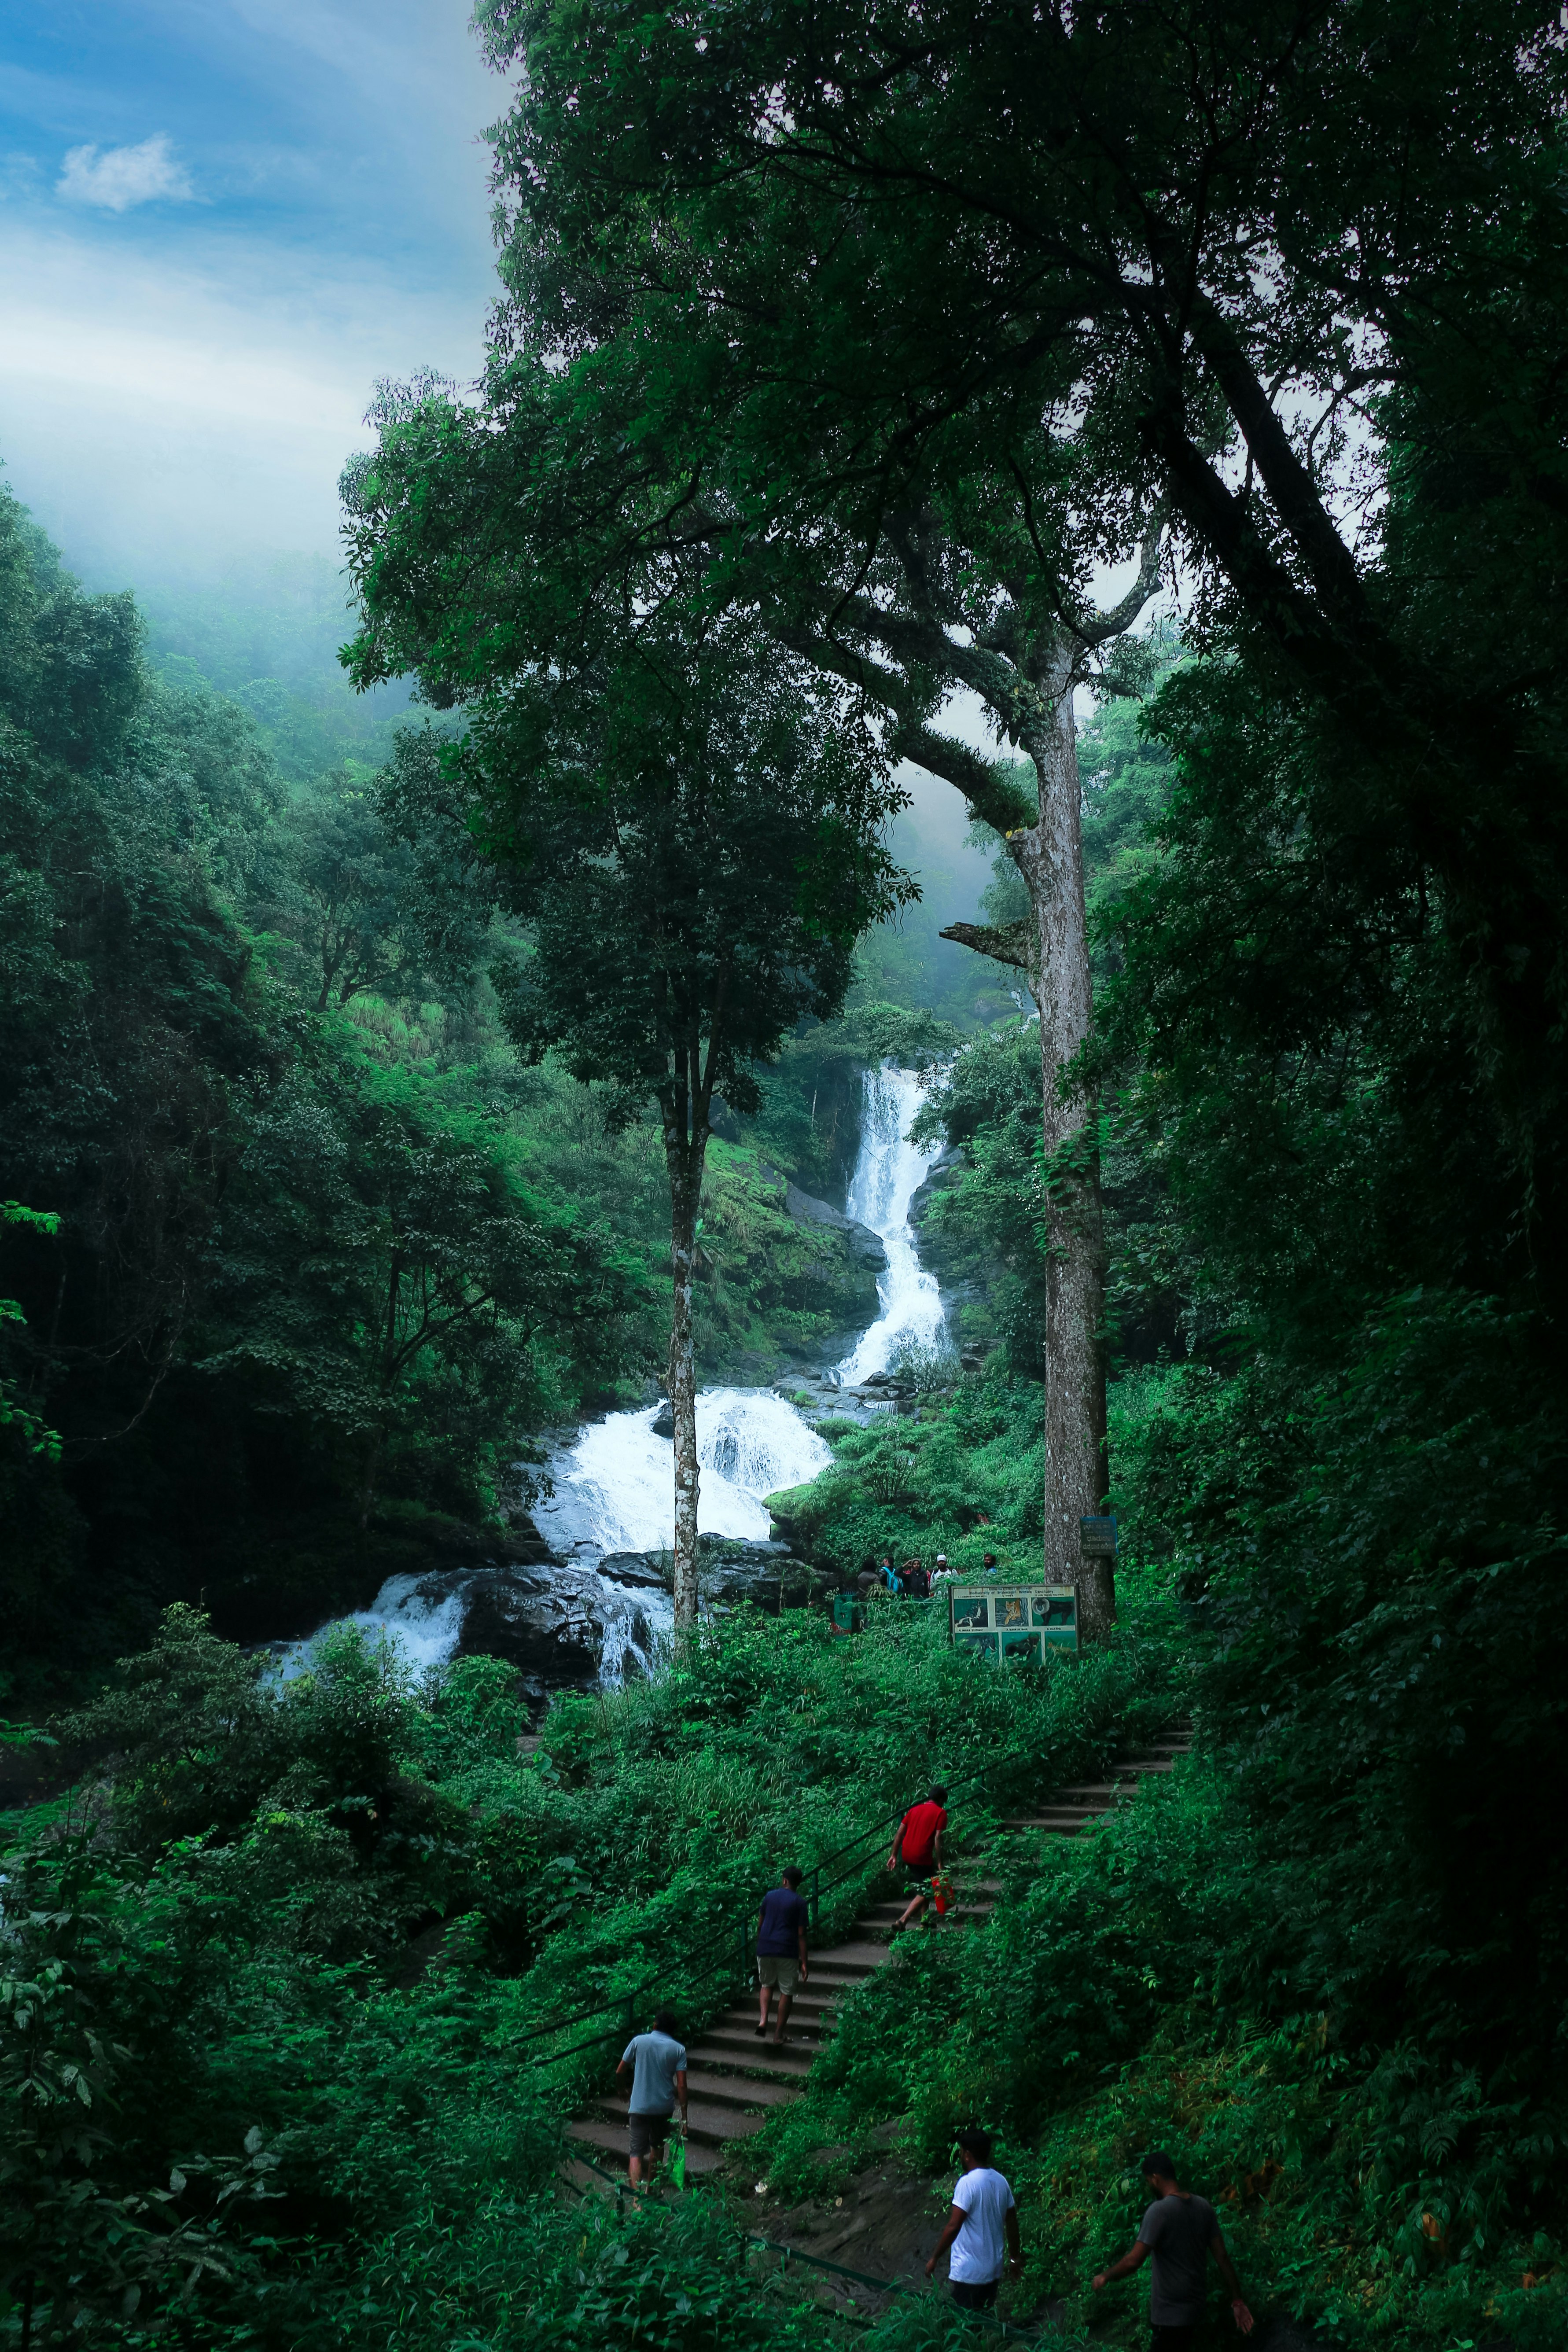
[887,1784,948,1932]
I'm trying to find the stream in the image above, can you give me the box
[280,1064,946,1696]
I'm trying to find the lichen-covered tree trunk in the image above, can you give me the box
[1013,665,1113,1639]
[663,1125,707,1632]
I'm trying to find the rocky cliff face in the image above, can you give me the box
[906,1144,991,1339]
[692,1148,886,1378]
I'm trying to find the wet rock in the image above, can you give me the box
[598,1551,669,1590]
[453,1567,609,1690]
[295,1555,674,1700]
[907,1144,964,1232]
[706,1543,831,1612]
[649,1403,675,1438]
[784,1181,888,1270]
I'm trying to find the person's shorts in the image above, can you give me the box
[902,1873,935,1899]
[1149,2327,1195,2352]
[628,2112,671,2157]
[758,1955,800,1993]
[950,2279,999,2310]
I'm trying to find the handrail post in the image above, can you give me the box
[809,1864,820,1939]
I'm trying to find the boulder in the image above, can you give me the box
[454,1566,614,1691]
[597,1551,669,1590]
[784,1181,888,1270]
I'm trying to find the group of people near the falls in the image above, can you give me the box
[828,1548,1011,1634]
[613,1787,1257,2347]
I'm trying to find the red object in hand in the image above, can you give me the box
[931,1874,953,1915]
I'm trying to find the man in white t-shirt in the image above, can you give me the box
[924,2125,1021,2311]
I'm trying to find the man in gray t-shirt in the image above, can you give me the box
[615,2006,688,2190]
[1093,2150,1254,2351]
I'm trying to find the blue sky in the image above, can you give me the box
[0,2,502,585]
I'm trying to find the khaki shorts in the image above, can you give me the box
[758,1955,800,1993]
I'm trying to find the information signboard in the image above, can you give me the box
[947,1582,1078,1662]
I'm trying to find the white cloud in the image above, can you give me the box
[57,133,192,213]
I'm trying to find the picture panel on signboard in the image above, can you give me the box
[947,1583,1078,1657]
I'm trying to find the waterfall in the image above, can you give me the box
[836,1062,949,1382]
[272,1062,943,1688]
[274,1573,468,1682]
[532,1386,832,1556]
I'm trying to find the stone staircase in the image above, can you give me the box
[565,1722,1192,2184]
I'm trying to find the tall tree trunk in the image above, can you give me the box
[1013,653,1113,1639]
[663,1119,709,1632]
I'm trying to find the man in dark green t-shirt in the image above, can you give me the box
[1093,2150,1254,2350]
[828,1580,863,1637]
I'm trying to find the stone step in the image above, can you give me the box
[729,1983,841,2017]
[563,1723,1194,2179]
[710,2006,832,2046]
[717,2005,838,2040]
[565,2117,725,2176]
[1000,1818,1090,1834]
[859,1905,992,1933]
[682,2067,800,2112]
[806,1941,889,1976]
[559,2155,610,2197]
[684,2032,816,2081]
[858,1895,993,1917]
[593,2091,767,2149]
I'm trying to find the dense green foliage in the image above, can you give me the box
[0,491,913,1696]
[0,1599,1165,2348]
[0,486,642,1688]
[10,5,1568,2348]
[769,1373,1044,1575]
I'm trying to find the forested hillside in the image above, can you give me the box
[0,491,950,1692]
[6,3,1568,2351]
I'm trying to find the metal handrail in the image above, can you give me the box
[515,1745,1023,2068]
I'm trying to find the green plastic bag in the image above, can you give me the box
[668,2124,687,2192]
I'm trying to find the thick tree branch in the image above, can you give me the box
[939,920,1034,971]
[1077,513,1166,646]
[1139,395,1351,689]
[834,592,1052,741]
[1186,301,1376,644]
[893,721,1038,834]
[774,609,1037,834]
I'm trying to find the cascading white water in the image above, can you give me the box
[836,1062,949,1383]
[533,1386,832,1556]
[274,1573,468,1682]
[276,1064,944,1686]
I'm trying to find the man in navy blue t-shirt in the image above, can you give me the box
[755,1865,810,2044]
